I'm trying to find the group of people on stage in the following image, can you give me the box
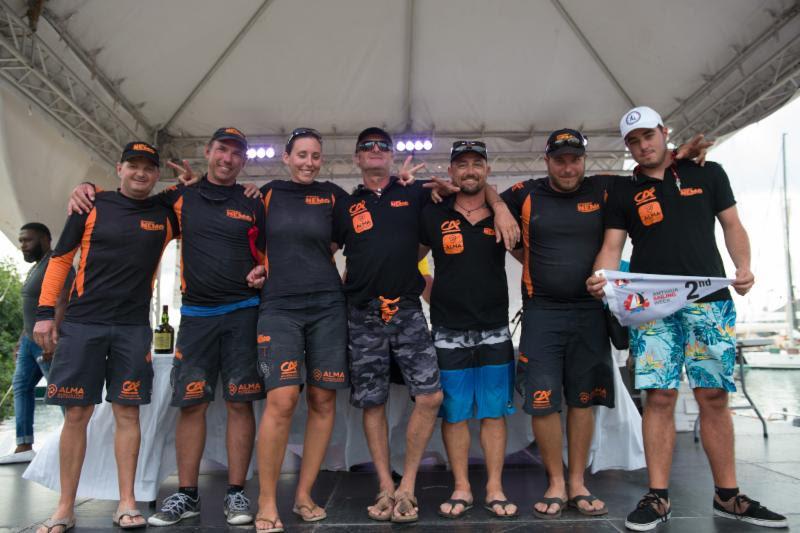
[21,104,787,532]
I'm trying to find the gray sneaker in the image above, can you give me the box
[223,490,254,525]
[147,492,201,526]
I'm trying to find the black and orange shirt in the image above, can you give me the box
[259,179,347,305]
[332,177,429,308]
[420,197,508,330]
[158,177,266,307]
[604,159,735,301]
[502,176,611,308]
[37,191,177,325]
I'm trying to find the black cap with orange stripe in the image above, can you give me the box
[120,141,159,166]
[210,127,248,150]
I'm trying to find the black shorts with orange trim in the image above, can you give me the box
[170,307,264,407]
[256,292,349,391]
[516,302,614,416]
[45,321,154,406]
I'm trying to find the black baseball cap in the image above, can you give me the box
[545,128,586,157]
[450,140,488,162]
[209,127,248,150]
[356,127,393,147]
[120,141,159,166]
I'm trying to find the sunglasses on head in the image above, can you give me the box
[451,141,487,155]
[546,134,585,153]
[357,140,392,152]
[288,127,322,143]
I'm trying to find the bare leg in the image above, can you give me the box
[531,413,567,515]
[363,404,395,519]
[480,417,516,516]
[36,405,94,533]
[440,420,472,516]
[175,403,208,487]
[294,386,336,520]
[642,390,678,490]
[112,404,146,527]
[225,400,255,486]
[694,389,737,487]
[566,407,604,512]
[256,386,300,530]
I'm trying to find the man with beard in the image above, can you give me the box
[502,129,615,520]
[419,141,518,520]
[587,106,786,530]
[0,224,72,465]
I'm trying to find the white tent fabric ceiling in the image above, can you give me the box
[0,0,799,237]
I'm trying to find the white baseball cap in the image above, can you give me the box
[619,106,664,140]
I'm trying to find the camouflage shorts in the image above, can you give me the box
[348,304,440,408]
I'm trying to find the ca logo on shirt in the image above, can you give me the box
[349,200,374,233]
[441,219,464,255]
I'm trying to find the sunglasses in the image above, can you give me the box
[288,127,322,143]
[451,141,487,155]
[357,140,392,152]
[546,134,586,153]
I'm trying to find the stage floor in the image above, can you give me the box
[6,418,800,532]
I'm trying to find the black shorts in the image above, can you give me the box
[170,307,264,407]
[516,303,614,416]
[46,322,153,406]
[257,292,349,391]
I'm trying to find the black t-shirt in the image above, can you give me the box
[501,176,612,308]
[332,177,429,308]
[159,178,267,306]
[604,159,735,301]
[420,197,508,330]
[38,191,177,325]
[259,179,347,305]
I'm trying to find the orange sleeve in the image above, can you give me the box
[37,249,78,316]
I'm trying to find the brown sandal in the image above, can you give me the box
[391,492,419,523]
[255,516,284,532]
[367,490,395,521]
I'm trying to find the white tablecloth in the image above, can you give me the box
[24,354,644,500]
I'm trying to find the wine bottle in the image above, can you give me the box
[153,305,174,354]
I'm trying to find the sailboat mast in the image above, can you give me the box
[782,133,797,340]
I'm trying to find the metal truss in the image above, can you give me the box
[0,0,149,165]
[668,2,800,142]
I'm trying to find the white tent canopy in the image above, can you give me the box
[1,0,799,240]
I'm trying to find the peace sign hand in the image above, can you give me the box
[398,156,426,186]
[167,159,200,186]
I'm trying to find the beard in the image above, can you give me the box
[23,242,44,263]
[459,176,484,195]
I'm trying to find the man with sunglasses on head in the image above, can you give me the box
[419,140,518,520]
[587,107,786,531]
[332,127,519,523]
[68,127,267,528]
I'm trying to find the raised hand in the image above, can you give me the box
[398,155,427,186]
[167,159,200,186]
[675,134,714,166]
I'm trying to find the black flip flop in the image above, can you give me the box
[437,498,473,519]
[533,497,565,519]
[484,499,519,518]
[568,494,608,516]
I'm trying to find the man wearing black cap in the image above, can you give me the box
[33,142,176,533]
[68,128,267,527]
[419,141,518,520]
[501,129,615,520]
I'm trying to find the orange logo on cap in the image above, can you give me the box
[224,127,244,137]
[132,143,156,154]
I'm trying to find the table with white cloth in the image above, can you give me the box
[24,353,645,501]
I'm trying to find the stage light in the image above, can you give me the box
[256,147,266,159]
[403,141,413,151]
[266,147,275,158]
[396,141,406,152]
[414,140,424,151]
[422,140,433,151]
[246,148,257,159]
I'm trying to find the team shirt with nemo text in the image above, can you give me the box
[501,176,612,308]
[604,159,735,302]
[37,191,177,324]
[259,179,348,304]
[158,178,266,307]
[333,177,430,308]
[420,196,509,330]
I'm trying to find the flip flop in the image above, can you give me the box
[568,494,608,516]
[113,509,146,529]
[533,497,566,520]
[292,503,327,522]
[438,498,473,519]
[391,492,419,523]
[39,517,75,533]
[485,499,519,518]
[255,516,284,533]
[367,490,395,521]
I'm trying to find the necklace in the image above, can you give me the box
[455,201,488,216]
